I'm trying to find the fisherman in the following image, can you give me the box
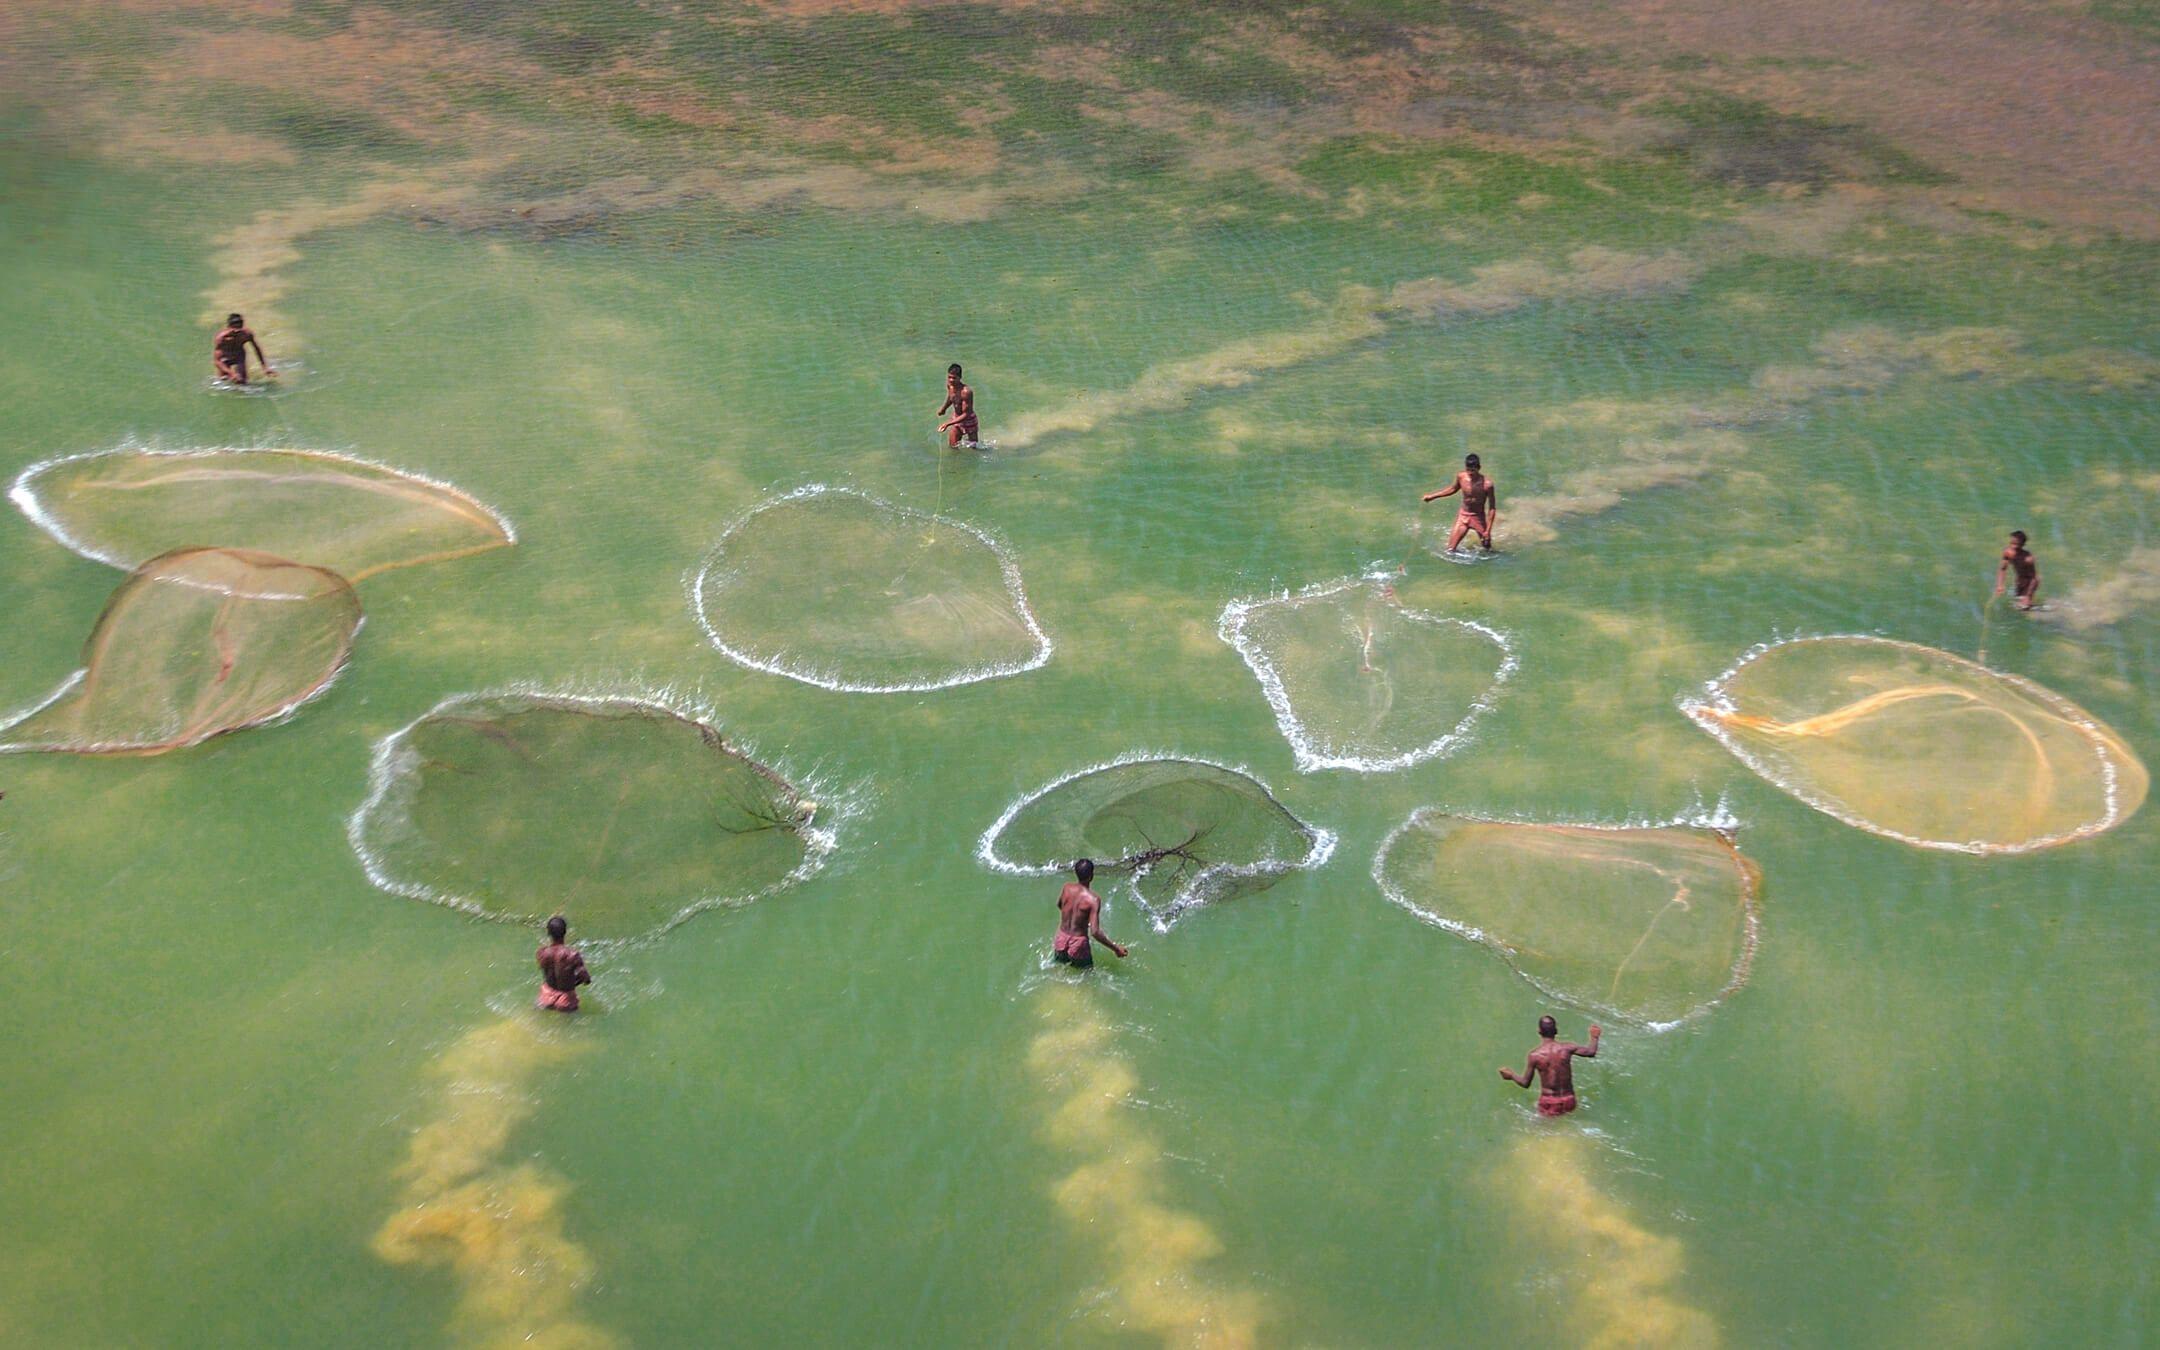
[1996,529,2041,610]
[937,362,980,448]
[212,312,274,386]
[1053,858,1128,968]
[1421,452,1497,553]
[536,914,592,1012]
[1499,1015,1600,1116]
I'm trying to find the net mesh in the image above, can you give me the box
[0,547,361,756]
[1686,636,2147,853]
[1219,577,1515,772]
[981,756,1332,929]
[10,447,513,581]
[351,694,824,940]
[692,484,1050,693]
[1375,812,1759,1026]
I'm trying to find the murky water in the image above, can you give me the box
[3,3,2156,1345]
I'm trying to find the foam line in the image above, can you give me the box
[347,684,845,948]
[1217,573,1518,774]
[1370,803,1756,1032]
[689,482,1052,694]
[1679,633,2137,855]
[976,749,1337,933]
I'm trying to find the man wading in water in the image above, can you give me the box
[211,312,274,386]
[1996,529,2042,610]
[937,362,980,448]
[536,914,592,1012]
[1499,1015,1600,1116]
[1422,452,1497,553]
[1054,858,1128,969]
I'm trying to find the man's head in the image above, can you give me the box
[546,914,568,943]
[2010,529,2028,547]
[1074,858,1094,885]
[1538,1014,1558,1038]
[947,363,963,380]
[1465,453,1481,472]
[226,313,245,329]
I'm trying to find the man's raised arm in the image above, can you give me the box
[1422,478,1461,504]
[1571,1025,1601,1059]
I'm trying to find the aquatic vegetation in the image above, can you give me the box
[979,756,1333,931]
[1497,1134,1721,1349]
[1028,986,1268,1347]
[1685,637,2147,853]
[350,692,830,940]
[374,1018,617,1350]
[692,484,1050,693]
[0,548,362,757]
[10,447,514,582]
[1218,575,1516,774]
[1374,812,1760,1027]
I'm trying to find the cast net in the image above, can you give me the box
[10,447,514,581]
[1374,812,1760,1026]
[1685,636,2147,853]
[351,694,826,940]
[980,756,1334,930]
[692,484,1050,693]
[0,547,361,756]
[1219,576,1515,773]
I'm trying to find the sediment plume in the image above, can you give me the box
[373,1019,617,1350]
[1028,986,1267,1347]
[1498,1134,1721,1349]
[2044,546,2160,633]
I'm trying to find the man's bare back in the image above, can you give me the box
[1499,1017,1598,1116]
[536,914,591,1012]
[1053,859,1127,968]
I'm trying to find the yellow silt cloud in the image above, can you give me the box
[373,1018,617,1350]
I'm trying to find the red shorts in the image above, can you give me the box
[1537,1092,1577,1117]
[537,985,580,1013]
[1053,930,1092,966]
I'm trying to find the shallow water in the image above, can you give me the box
[2,3,2157,1345]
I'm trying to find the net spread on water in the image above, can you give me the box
[10,447,514,581]
[979,756,1334,931]
[0,547,362,756]
[692,483,1051,693]
[1684,636,2147,854]
[351,693,828,941]
[1219,575,1516,773]
[1374,811,1760,1027]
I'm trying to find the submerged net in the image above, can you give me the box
[1374,812,1759,1026]
[980,756,1333,930]
[351,694,826,940]
[0,547,361,756]
[1219,576,1515,773]
[692,484,1050,693]
[1686,636,2147,853]
[10,447,513,581]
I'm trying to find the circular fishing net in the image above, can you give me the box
[351,693,828,940]
[692,484,1051,693]
[10,447,514,580]
[1685,636,2147,853]
[1374,812,1760,1026]
[0,547,361,756]
[979,756,1335,930]
[1219,576,1515,773]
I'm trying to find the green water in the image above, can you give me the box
[3,4,2158,1345]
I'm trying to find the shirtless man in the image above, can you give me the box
[1053,858,1128,969]
[1499,1015,1600,1116]
[1995,530,2041,610]
[535,914,592,1013]
[211,313,274,386]
[937,362,980,448]
[1421,453,1497,553]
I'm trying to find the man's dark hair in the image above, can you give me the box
[1538,1014,1558,1037]
[226,313,245,328]
[1465,453,1481,471]
[2011,529,2028,545]
[1074,858,1094,884]
[947,363,963,377]
[546,914,568,942]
